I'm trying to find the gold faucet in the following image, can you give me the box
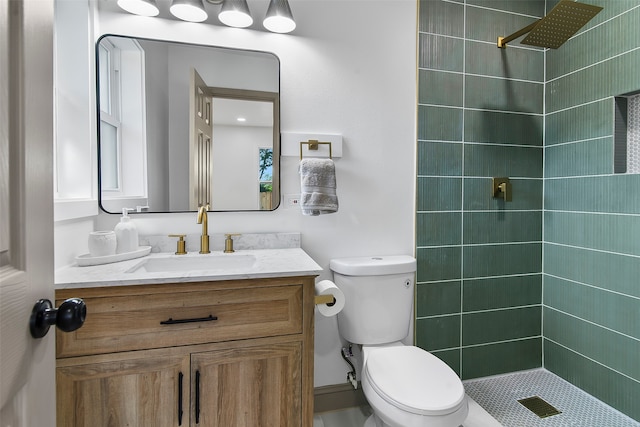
[224,234,241,253]
[196,204,210,254]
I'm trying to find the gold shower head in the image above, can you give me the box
[498,0,603,49]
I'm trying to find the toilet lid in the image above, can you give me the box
[365,346,466,416]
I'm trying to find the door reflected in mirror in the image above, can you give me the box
[97,35,280,213]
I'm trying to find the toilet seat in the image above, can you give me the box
[364,346,466,416]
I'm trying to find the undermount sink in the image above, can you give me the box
[127,254,257,274]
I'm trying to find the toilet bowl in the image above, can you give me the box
[361,345,468,427]
[330,256,469,427]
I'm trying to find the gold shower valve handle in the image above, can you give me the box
[492,177,512,202]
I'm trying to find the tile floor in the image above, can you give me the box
[313,395,501,427]
[464,369,640,427]
[314,369,640,427]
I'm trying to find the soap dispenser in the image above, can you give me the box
[114,208,138,254]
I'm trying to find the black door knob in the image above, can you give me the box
[30,298,86,339]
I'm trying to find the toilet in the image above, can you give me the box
[330,255,468,427]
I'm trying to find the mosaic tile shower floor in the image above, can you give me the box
[314,369,638,427]
[464,368,639,427]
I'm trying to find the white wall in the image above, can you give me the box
[55,0,417,388]
[53,0,98,227]
[54,0,93,202]
[212,125,271,210]
[143,40,170,211]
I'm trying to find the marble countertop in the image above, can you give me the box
[55,248,323,289]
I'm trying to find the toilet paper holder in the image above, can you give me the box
[315,294,336,306]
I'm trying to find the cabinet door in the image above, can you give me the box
[57,353,190,427]
[192,341,302,427]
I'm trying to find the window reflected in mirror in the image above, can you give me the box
[259,148,273,210]
[98,36,147,204]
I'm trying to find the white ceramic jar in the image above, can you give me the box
[88,231,117,257]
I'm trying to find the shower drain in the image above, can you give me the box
[517,396,562,419]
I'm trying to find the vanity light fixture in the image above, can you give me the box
[218,0,253,28]
[263,0,296,33]
[170,0,208,22]
[117,0,297,33]
[116,0,160,16]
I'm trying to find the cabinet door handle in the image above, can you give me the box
[195,370,201,424]
[160,314,218,325]
[178,372,184,426]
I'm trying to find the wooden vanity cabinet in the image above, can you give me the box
[56,349,190,426]
[55,276,316,427]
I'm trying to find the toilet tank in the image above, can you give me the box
[329,256,417,345]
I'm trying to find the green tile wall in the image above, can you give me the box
[542,1,640,421]
[464,110,543,146]
[544,341,640,422]
[544,137,613,177]
[416,0,543,380]
[463,338,541,378]
[463,275,541,311]
[416,1,640,420]
[545,99,611,145]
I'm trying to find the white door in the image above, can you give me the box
[0,0,56,425]
[189,68,213,210]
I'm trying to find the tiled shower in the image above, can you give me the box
[416,0,640,422]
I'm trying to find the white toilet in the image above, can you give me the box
[330,255,468,427]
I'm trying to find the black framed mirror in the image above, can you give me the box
[96,35,280,213]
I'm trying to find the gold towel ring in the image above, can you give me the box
[300,140,333,159]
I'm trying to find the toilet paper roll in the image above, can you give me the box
[315,279,345,317]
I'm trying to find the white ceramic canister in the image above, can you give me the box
[88,231,117,257]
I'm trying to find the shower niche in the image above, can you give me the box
[614,92,640,174]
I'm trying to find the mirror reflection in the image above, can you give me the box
[97,35,280,213]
